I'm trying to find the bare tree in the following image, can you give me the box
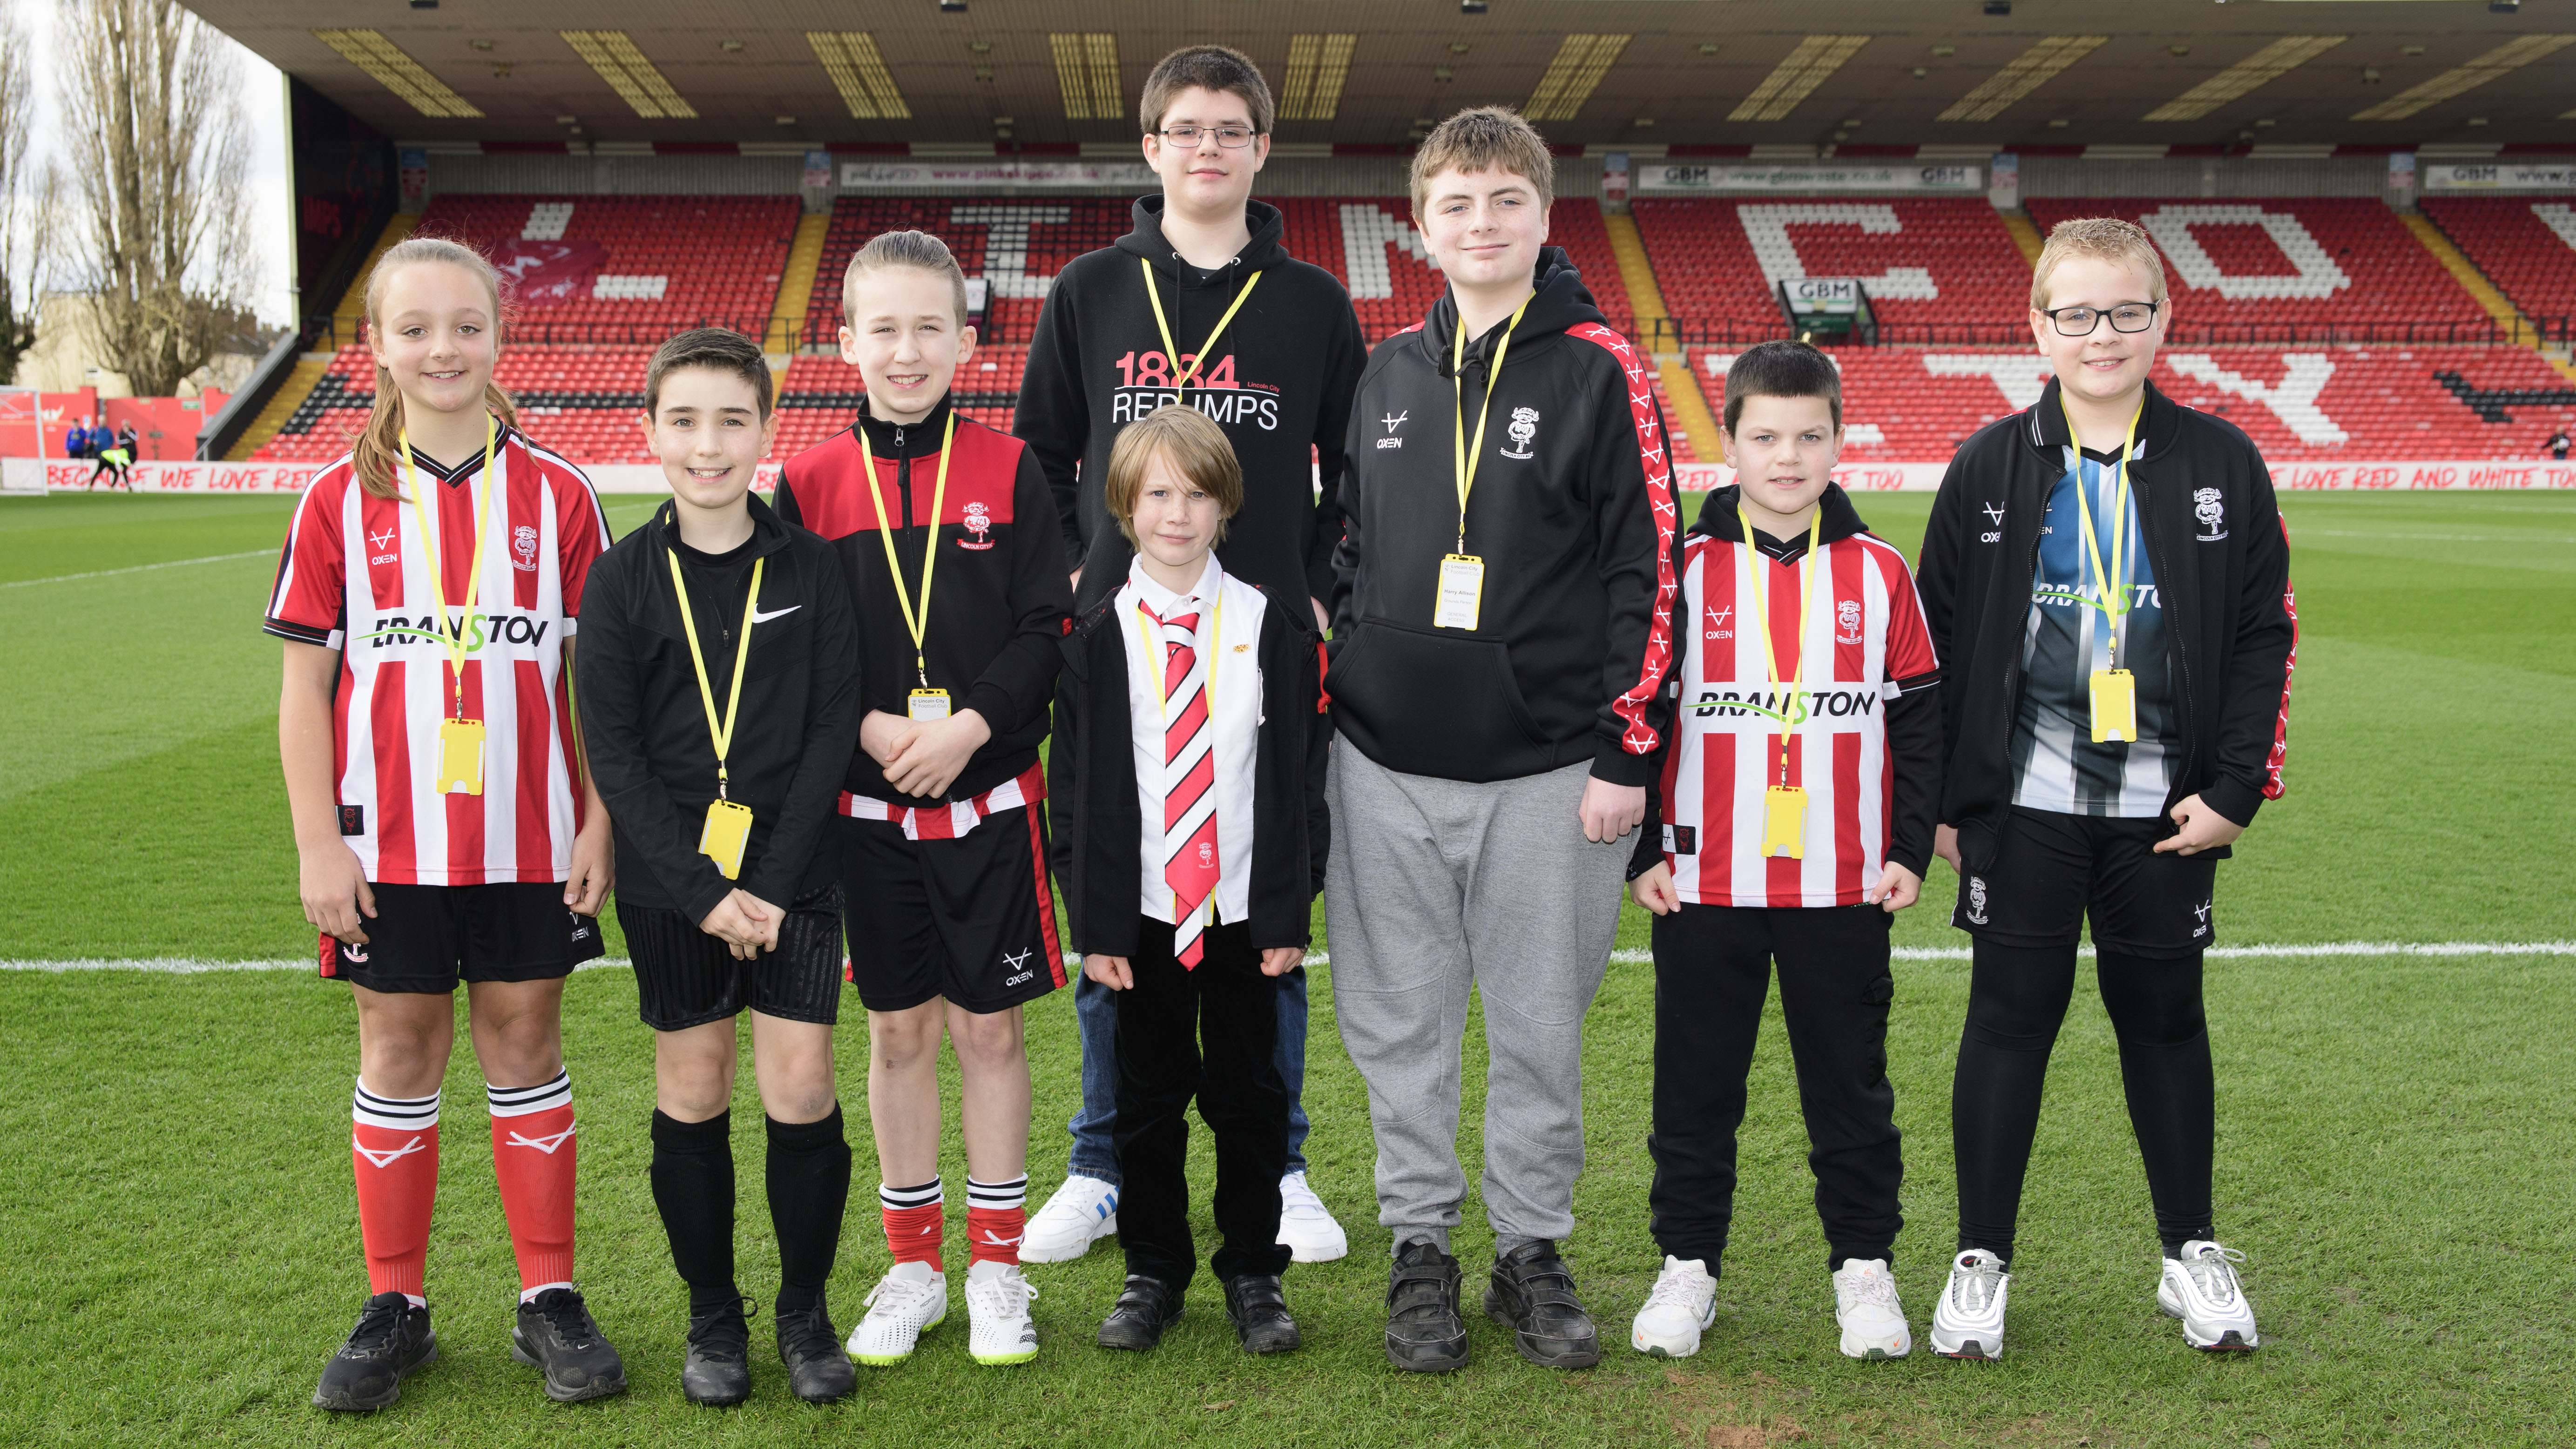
[0,6,53,385]
[57,0,256,397]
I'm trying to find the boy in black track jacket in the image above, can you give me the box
[1016,44,1361,1268]
[576,329,862,1406]
[1913,217,2296,1363]
[1054,404,1328,1356]
[1327,108,1680,1375]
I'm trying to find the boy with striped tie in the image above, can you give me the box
[1053,404,1330,1354]
[1626,341,1943,1362]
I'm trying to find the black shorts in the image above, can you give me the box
[322,882,606,992]
[618,884,847,1031]
[838,808,1066,1015]
[1952,806,2220,959]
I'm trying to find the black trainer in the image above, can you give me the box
[776,1296,857,1403]
[1384,1239,1469,1372]
[1222,1274,1302,1355]
[1096,1275,1183,1351]
[680,1298,751,1407]
[511,1287,629,1402]
[312,1291,438,1412]
[1485,1239,1601,1368]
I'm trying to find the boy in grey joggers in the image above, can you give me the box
[1322,108,1684,1373]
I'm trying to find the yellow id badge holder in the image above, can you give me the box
[2089,668,2138,743]
[1433,553,1485,631]
[699,799,754,880]
[435,719,485,795]
[1761,786,1808,859]
[907,688,953,721]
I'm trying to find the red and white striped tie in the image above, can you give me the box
[1145,600,1220,968]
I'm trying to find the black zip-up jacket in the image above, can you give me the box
[1627,484,1945,881]
[775,396,1072,807]
[576,496,860,922]
[1329,248,1682,786]
[1915,377,2297,874]
[1052,583,1329,957]
[1016,196,1368,610]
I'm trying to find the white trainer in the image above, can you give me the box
[847,1261,947,1366]
[2158,1240,2259,1351]
[1831,1258,1912,1359]
[1629,1255,1718,1358]
[1275,1171,1350,1263]
[964,1260,1040,1365]
[1019,1175,1118,1264]
[1929,1250,2010,1361]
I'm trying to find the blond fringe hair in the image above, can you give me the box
[1105,403,1243,546]
[353,237,519,500]
[1409,107,1555,218]
[842,229,972,330]
[2029,217,2169,311]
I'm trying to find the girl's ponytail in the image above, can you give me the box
[351,236,520,500]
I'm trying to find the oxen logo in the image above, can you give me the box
[958,500,997,550]
[2192,487,2228,541]
[1836,598,1864,644]
[1501,407,1539,459]
[511,524,539,571]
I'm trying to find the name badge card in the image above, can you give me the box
[700,799,754,880]
[2089,668,2138,743]
[1433,553,1486,631]
[1761,785,1808,859]
[907,688,953,721]
[436,718,485,796]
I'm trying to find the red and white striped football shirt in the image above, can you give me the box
[264,429,610,886]
[1657,527,1939,908]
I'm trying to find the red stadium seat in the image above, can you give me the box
[2420,197,2576,338]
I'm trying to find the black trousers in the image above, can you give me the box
[1647,902,1903,1273]
[1109,916,1292,1291]
[1952,808,2216,1260]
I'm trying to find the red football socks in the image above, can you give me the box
[880,1178,945,1272]
[352,1080,440,1301]
[488,1071,578,1294]
[966,1174,1028,1267]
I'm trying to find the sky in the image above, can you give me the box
[15,0,296,328]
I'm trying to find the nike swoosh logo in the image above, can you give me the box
[749,605,801,624]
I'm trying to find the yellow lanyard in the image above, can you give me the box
[860,411,957,688]
[401,415,500,721]
[1142,258,1262,391]
[666,546,765,798]
[1133,584,1224,721]
[2064,400,2143,665]
[1735,504,1825,789]
[1452,296,1534,553]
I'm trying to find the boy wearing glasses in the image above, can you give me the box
[1018,42,1366,1269]
[1913,217,2297,1361]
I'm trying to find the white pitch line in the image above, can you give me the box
[2291,529,2576,545]
[9,942,2574,972]
[0,550,269,589]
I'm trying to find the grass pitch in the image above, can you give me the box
[2,487,2572,1447]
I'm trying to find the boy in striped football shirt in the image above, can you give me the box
[1626,342,1942,1363]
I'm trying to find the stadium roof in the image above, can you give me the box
[197,0,2576,151]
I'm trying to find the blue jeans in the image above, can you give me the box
[1068,965,1311,1186]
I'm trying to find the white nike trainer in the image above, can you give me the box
[1831,1258,1912,1359]
[1020,1174,1119,1264]
[1929,1249,2009,1360]
[1275,1171,1349,1263]
[2158,1240,2258,1351]
[848,1261,946,1366]
[1629,1255,1718,1358]
[964,1260,1040,1366]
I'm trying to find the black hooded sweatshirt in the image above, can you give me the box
[1329,248,1683,787]
[1015,196,1368,612]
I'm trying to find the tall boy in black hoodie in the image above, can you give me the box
[576,328,862,1405]
[1327,107,1681,1374]
[1016,43,1364,1267]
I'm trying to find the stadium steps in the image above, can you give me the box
[1602,210,1724,462]
[2001,212,2044,267]
[228,356,334,462]
[766,212,832,354]
[2398,213,2571,381]
[331,213,420,343]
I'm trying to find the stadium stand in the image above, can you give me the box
[1688,344,2576,463]
[1635,197,2033,345]
[409,194,799,343]
[2420,197,2576,343]
[2022,198,2495,344]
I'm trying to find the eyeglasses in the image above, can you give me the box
[2041,302,2161,336]
[1156,124,1256,149]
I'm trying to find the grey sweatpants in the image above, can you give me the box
[1323,735,1629,1258]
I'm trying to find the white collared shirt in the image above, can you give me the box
[1116,552,1268,928]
